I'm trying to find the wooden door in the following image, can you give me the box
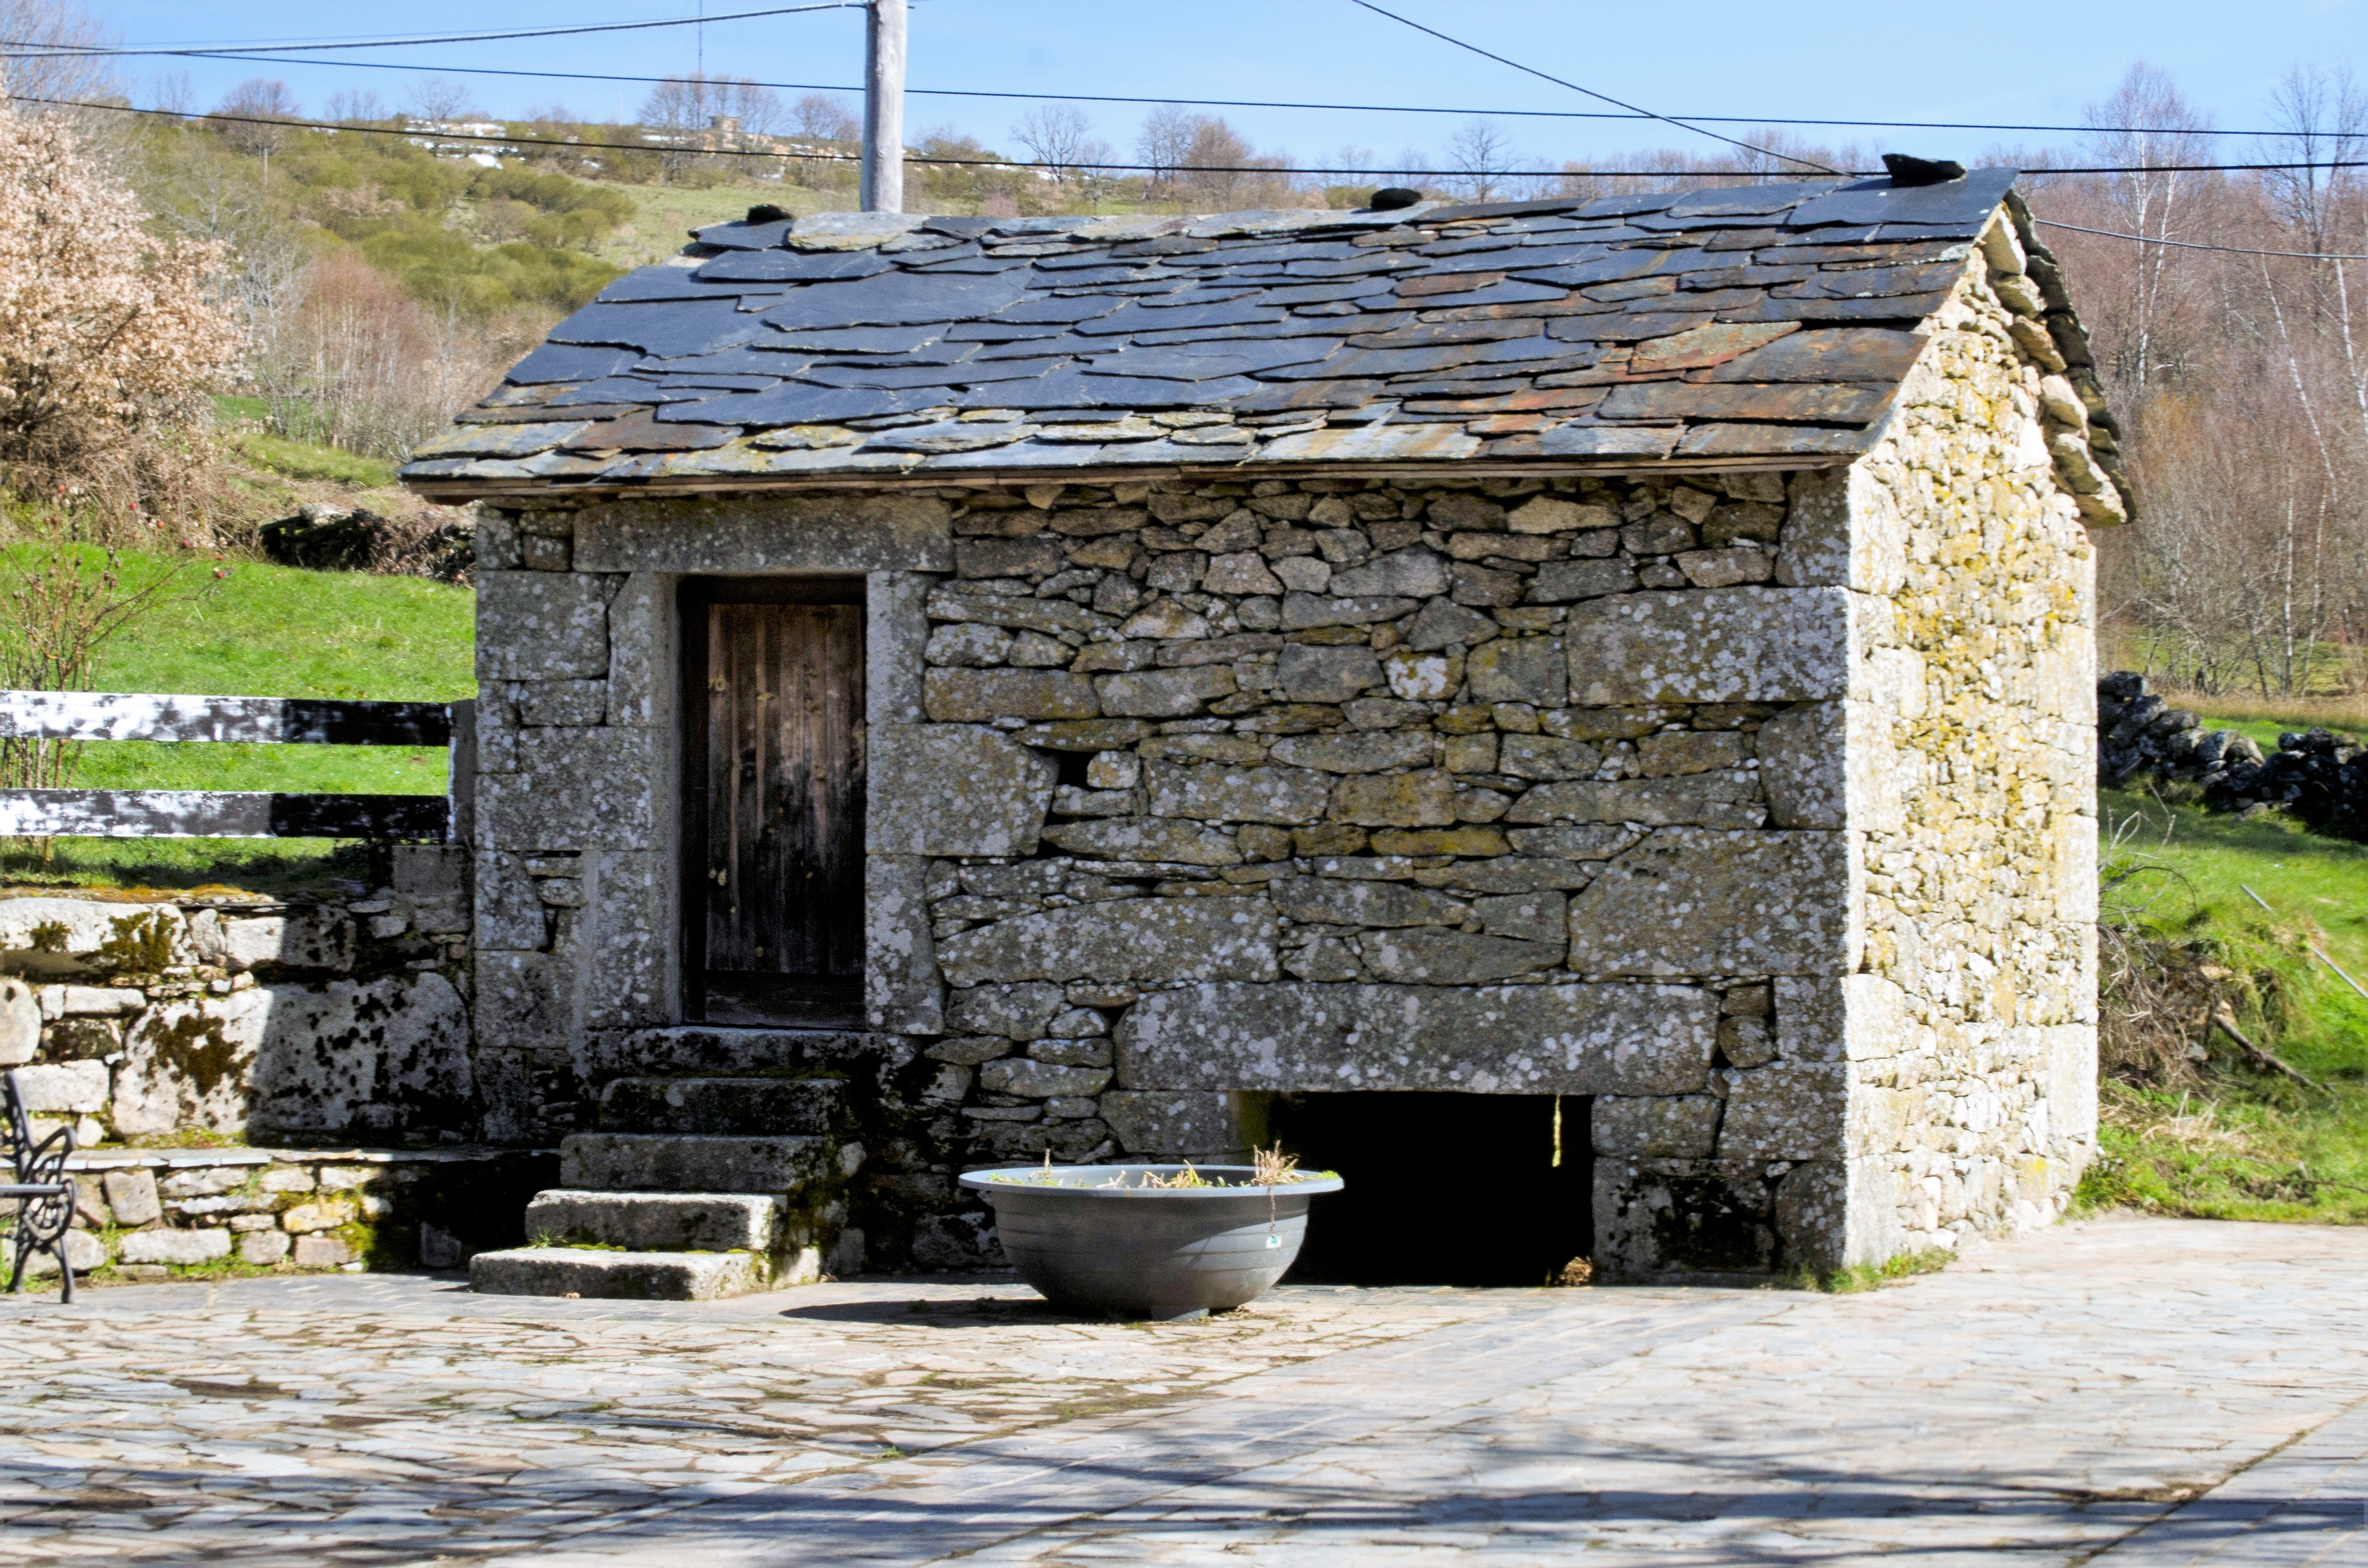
[684,582,865,1026]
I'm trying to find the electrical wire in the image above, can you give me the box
[2031,219,2368,261]
[14,96,2368,184]
[0,3,863,56]
[42,46,2316,141]
[0,94,1737,172]
[1341,0,1840,175]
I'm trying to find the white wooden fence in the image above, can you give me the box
[0,692,475,842]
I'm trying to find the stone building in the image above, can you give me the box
[401,167,2121,1290]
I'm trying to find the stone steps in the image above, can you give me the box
[524,1189,785,1252]
[559,1132,853,1193]
[474,1032,872,1302]
[468,1246,766,1301]
[598,1076,848,1137]
[587,1026,881,1081]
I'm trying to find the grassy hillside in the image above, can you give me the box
[2082,786,2368,1223]
[601,179,851,270]
[0,545,474,894]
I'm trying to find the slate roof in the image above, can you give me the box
[400,168,2117,502]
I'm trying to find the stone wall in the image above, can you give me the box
[1793,220,2101,1269]
[0,851,478,1149]
[15,1145,554,1283]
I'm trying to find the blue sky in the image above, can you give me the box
[71,0,2368,171]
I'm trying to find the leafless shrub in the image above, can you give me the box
[1134,106,1304,211]
[248,250,528,462]
[211,79,300,158]
[2095,801,2285,1085]
[0,543,201,804]
[404,78,482,126]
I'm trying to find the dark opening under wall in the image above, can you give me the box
[1259,1091,1591,1288]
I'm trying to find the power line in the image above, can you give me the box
[1,36,2333,144]
[3,3,863,57]
[16,96,2368,183]
[35,45,2316,141]
[2031,219,2368,261]
[1341,0,1841,175]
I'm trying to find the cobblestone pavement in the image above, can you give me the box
[6,1215,2368,1566]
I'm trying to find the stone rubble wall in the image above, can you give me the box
[0,846,478,1149]
[1805,228,2100,1268]
[2095,673,2247,787]
[6,1145,554,1283]
[871,469,1865,1279]
[2097,671,2368,838]
[484,471,1878,1276]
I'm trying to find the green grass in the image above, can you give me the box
[2192,706,2368,754]
[2082,786,2368,1224]
[1787,1248,1957,1292]
[226,430,399,490]
[601,178,852,270]
[0,545,474,894]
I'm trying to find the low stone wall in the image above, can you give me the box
[13,1145,555,1283]
[0,846,478,1149]
[2097,673,2261,789]
[2098,671,2366,836]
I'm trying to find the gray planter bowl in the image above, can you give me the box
[959,1164,1345,1320]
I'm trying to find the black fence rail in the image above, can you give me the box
[0,692,476,843]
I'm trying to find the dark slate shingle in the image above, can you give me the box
[404,167,2121,499]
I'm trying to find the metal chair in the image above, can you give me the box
[3,1068,76,1302]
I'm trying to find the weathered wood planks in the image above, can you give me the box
[0,790,450,840]
[0,692,453,746]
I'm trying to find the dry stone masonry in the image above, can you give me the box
[0,862,475,1149]
[411,170,2119,1285]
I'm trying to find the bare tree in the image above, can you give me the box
[1446,119,1515,202]
[792,92,860,142]
[1135,104,1196,194]
[0,0,119,110]
[2081,63,2220,393]
[324,88,387,125]
[146,71,191,117]
[405,78,482,126]
[1133,107,1298,210]
[213,79,300,158]
[1012,104,1097,182]
[718,80,785,138]
[2262,65,2365,264]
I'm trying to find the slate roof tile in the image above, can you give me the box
[692,249,894,282]
[504,343,643,384]
[402,170,2120,499]
[560,411,739,451]
[546,378,714,405]
[549,298,767,358]
[592,266,772,303]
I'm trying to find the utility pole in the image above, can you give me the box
[861,0,906,213]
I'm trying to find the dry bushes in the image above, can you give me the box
[0,101,242,537]
[2097,807,2287,1086]
[249,250,534,463]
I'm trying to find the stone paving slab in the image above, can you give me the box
[7,1215,2368,1565]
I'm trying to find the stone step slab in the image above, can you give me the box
[468,1246,764,1301]
[598,1076,849,1137]
[523,1188,786,1253]
[558,1132,858,1194]
[593,1027,894,1081]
